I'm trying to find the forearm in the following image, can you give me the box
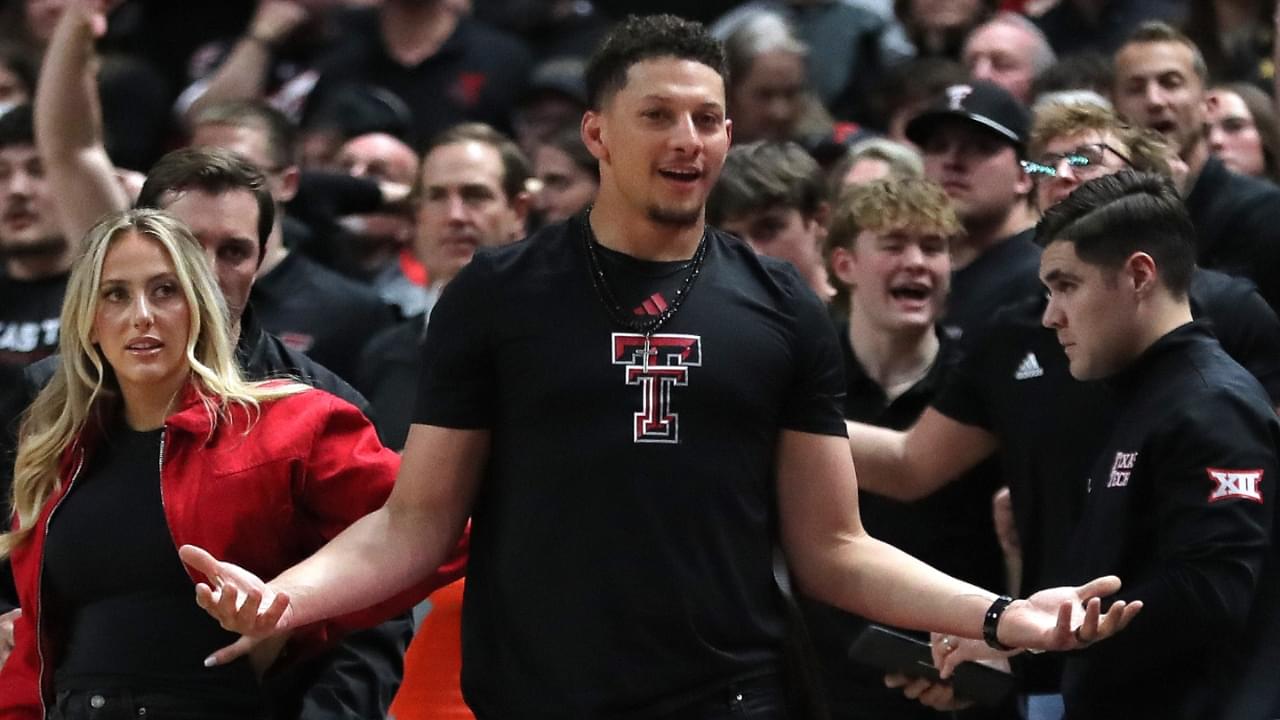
[272,500,463,628]
[793,531,997,640]
[35,4,128,241]
[185,38,273,122]
[845,421,936,500]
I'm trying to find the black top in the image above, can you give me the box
[310,10,532,148]
[1060,323,1280,719]
[941,229,1042,341]
[415,219,846,716]
[250,250,396,386]
[1185,155,1280,312]
[801,324,1006,720]
[44,424,259,706]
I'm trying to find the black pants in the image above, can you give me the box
[51,689,267,720]
[660,674,792,720]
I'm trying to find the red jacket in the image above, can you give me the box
[0,385,467,718]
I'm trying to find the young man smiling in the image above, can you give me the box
[183,16,1140,718]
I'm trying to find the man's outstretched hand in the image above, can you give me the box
[179,544,295,667]
[936,575,1142,678]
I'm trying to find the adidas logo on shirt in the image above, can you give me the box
[1014,352,1044,380]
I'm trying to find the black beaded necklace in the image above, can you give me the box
[580,211,709,341]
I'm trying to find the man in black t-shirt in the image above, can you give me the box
[0,106,70,396]
[358,123,531,450]
[909,81,1043,340]
[185,16,1141,718]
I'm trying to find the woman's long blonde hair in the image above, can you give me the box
[1,209,305,556]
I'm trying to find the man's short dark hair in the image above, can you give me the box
[136,147,275,264]
[1119,21,1208,81]
[585,14,726,110]
[0,103,33,151]
[193,100,298,171]
[707,141,825,225]
[423,122,531,201]
[1036,171,1195,297]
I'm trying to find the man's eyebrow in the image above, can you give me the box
[1041,268,1080,284]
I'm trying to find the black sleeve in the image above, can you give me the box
[265,614,414,720]
[289,173,386,229]
[415,254,497,429]
[1200,282,1280,405]
[1075,392,1276,673]
[778,271,847,437]
[929,322,997,431]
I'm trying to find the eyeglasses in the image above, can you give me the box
[1020,143,1134,178]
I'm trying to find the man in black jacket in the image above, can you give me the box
[1031,172,1279,718]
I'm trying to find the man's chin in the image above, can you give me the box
[647,205,702,228]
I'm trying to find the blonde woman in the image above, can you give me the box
[0,209,424,720]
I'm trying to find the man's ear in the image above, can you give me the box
[582,111,608,164]
[1125,251,1159,294]
[509,190,534,239]
[829,245,858,289]
[276,166,301,204]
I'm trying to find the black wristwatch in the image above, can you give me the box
[983,595,1015,651]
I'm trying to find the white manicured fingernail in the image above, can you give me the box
[204,655,217,667]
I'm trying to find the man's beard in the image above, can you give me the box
[647,205,701,228]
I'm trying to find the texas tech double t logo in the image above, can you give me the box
[612,333,702,443]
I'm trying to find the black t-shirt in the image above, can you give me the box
[0,273,67,375]
[415,218,846,716]
[1060,323,1280,718]
[941,229,1042,341]
[802,324,1006,720]
[43,423,259,706]
[250,250,395,386]
[310,10,532,148]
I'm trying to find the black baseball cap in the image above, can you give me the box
[905,81,1030,151]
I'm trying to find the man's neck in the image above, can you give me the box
[256,222,289,277]
[3,247,73,282]
[381,1,459,66]
[1132,295,1195,360]
[847,308,939,402]
[952,202,1037,270]
[588,191,705,262]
